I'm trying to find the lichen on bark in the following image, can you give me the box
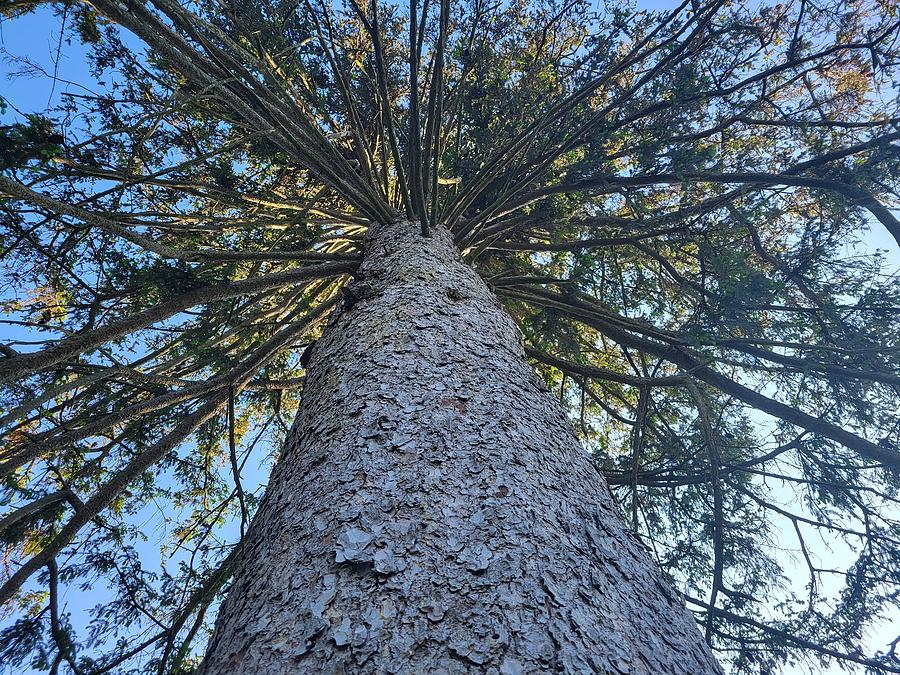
[199,220,722,674]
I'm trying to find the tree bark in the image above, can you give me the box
[199,221,722,674]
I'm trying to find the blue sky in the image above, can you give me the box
[1,2,899,674]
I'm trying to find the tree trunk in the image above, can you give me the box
[199,221,722,674]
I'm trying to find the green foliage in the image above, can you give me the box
[0,116,64,170]
[0,0,899,672]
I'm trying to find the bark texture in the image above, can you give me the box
[200,221,722,674]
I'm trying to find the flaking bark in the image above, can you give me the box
[200,221,722,674]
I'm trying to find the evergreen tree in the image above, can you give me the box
[0,0,899,672]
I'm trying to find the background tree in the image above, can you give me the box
[0,0,898,672]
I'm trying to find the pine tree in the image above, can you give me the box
[0,0,899,672]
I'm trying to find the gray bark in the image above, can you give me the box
[199,221,722,674]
